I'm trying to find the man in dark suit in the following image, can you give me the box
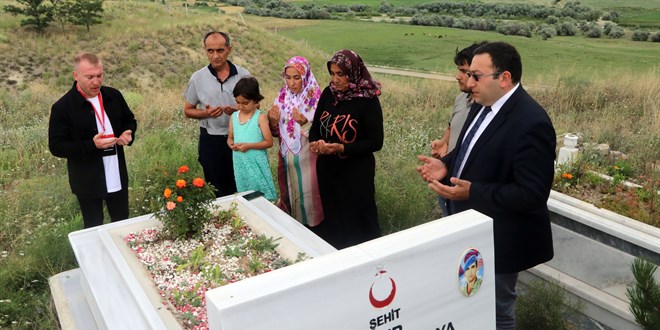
[49,52,137,229]
[418,42,556,329]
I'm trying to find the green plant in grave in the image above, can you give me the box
[150,165,217,239]
[247,258,265,274]
[215,202,239,225]
[247,235,280,253]
[607,160,634,184]
[626,258,660,330]
[172,281,204,309]
[203,265,226,286]
[176,245,207,273]
[229,214,246,234]
[223,246,245,258]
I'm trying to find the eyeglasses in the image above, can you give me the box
[467,72,502,82]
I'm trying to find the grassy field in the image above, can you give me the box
[289,0,660,28]
[289,0,660,10]
[246,16,660,80]
[0,1,658,328]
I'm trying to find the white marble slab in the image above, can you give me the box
[206,210,495,330]
[57,193,335,329]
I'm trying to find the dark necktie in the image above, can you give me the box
[451,106,492,178]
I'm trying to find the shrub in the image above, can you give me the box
[556,21,578,36]
[538,24,557,40]
[497,22,533,37]
[608,10,621,23]
[626,258,660,329]
[603,21,615,35]
[651,32,660,42]
[516,279,583,330]
[149,165,217,239]
[545,15,558,24]
[324,4,348,13]
[632,30,650,41]
[378,0,393,13]
[349,4,369,12]
[584,24,602,38]
[608,26,625,39]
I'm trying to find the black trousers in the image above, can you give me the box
[198,127,236,198]
[77,188,129,229]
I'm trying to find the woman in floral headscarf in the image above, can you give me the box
[268,56,324,228]
[309,50,384,249]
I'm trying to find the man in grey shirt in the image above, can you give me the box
[183,31,250,197]
[431,41,486,215]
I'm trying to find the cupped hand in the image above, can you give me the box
[416,155,447,182]
[292,107,308,126]
[431,139,448,158]
[428,177,471,200]
[205,105,223,118]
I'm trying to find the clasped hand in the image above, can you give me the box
[310,140,343,155]
[229,143,248,153]
[94,130,132,149]
[416,155,471,201]
[205,105,236,118]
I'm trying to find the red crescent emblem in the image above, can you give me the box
[369,278,396,308]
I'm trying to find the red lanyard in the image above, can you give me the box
[77,85,108,132]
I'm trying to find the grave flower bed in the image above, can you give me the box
[124,165,296,329]
[124,204,293,329]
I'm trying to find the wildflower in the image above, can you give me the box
[178,165,190,174]
[164,188,172,199]
[613,165,620,170]
[177,196,184,203]
[192,178,205,188]
[176,180,187,188]
[562,173,573,180]
[167,202,176,210]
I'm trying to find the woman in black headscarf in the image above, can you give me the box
[309,49,384,249]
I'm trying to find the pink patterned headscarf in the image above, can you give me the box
[272,56,321,156]
[327,49,381,105]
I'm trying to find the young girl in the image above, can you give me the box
[228,77,277,201]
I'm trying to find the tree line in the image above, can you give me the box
[4,0,103,32]
[222,0,660,42]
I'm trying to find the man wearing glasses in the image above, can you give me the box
[418,42,556,330]
[183,31,250,197]
[431,41,487,216]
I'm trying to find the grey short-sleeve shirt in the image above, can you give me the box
[448,92,473,152]
[183,62,250,135]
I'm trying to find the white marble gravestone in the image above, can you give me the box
[49,193,336,329]
[50,194,495,330]
[206,209,495,330]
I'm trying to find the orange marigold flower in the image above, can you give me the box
[164,188,172,198]
[176,196,183,203]
[176,179,187,188]
[178,165,189,174]
[166,201,176,210]
[562,173,573,180]
[192,178,205,188]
